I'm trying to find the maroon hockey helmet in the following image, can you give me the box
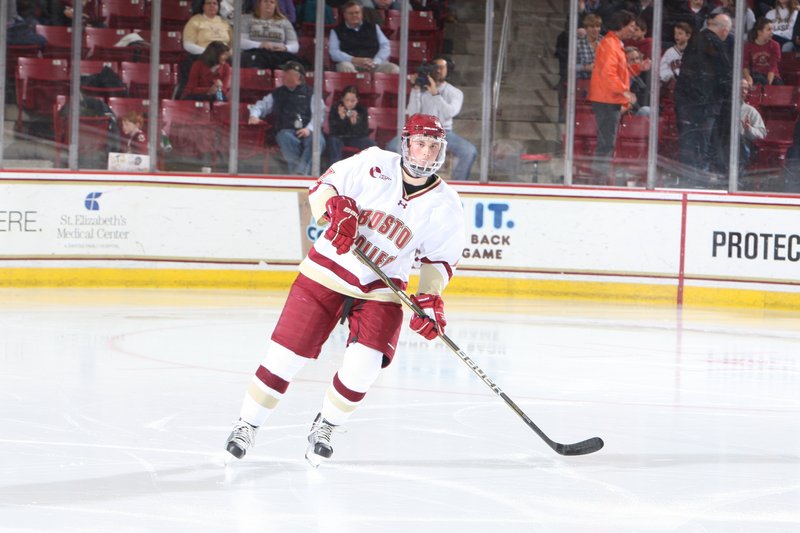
[401,113,447,178]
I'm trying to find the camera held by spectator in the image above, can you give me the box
[415,63,437,88]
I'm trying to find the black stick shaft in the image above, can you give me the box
[353,247,603,456]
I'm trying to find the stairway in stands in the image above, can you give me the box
[447,0,565,181]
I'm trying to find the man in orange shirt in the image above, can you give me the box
[588,10,637,181]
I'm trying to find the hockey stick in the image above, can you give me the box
[353,247,604,456]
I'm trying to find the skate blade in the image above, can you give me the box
[305,447,323,468]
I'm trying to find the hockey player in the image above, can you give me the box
[225,113,466,466]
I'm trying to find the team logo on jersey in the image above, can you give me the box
[369,166,391,181]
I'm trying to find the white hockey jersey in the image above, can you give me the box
[300,146,466,301]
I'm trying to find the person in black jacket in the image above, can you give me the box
[248,61,327,175]
[327,86,377,164]
[673,13,733,176]
[329,0,399,73]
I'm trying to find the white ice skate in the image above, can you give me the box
[226,419,257,459]
[305,413,336,467]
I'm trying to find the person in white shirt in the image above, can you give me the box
[739,79,767,170]
[660,22,692,84]
[225,114,466,467]
[766,0,799,51]
[387,56,478,180]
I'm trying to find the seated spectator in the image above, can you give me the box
[327,86,377,164]
[739,79,767,171]
[180,0,232,101]
[623,17,653,59]
[121,111,148,155]
[672,0,712,36]
[247,61,326,175]
[329,0,399,74]
[240,0,302,69]
[660,22,692,85]
[744,18,784,86]
[47,0,105,27]
[296,0,336,25]
[765,0,798,51]
[387,56,478,180]
[183,0,233,56]
[181,41,232,101]
[577,14,603,79]
[7,0,47,46]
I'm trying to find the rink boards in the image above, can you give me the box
[2,170,800,309]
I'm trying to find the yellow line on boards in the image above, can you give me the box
[1,268,797,310]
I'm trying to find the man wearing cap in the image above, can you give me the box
[329,0,399,74]
[248,61,327,175]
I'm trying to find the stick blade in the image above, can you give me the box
[554,437,604,456]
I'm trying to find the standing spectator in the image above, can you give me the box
[327,86,377,164]
[248,61,326,175]
[120,111,147,155]
[387,56,478,180]
[710,0,757,34]
[181,41,233,101]
[623,17,653,59]
[224,114,465,467]
[329,0,400,74]
[240,0,302,69]
[577,14,603,79]
[765,0,799,51]
[673,13,733,175]
[588,10,638,180]
[660,22,692,85]
[743,18,784,86]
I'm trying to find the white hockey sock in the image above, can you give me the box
[321,342,383,426]
[240,342,308,427]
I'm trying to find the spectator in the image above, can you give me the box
[7,0,47,46]
[576,14,603,80]
[329,0,399,74]
[673,13,733,175]
[709,0,756,34]
[183,0,233,56]
[660,22,692,85]
[296,0,336,25]
[625,46,652,115]
[277,0,296,24]
[673,0,713,36]
[120,111,148,155]
[181,41,232,101]
[240,0,302,69]
[578,0,617,30]
[739,79,767,171]
[623,17,653,59]
[248,61,326,175]
[47,0,105,27]
[588,10,638,180]
[765,0,799,51]
[327,86,377,164]
[743,18,784,86]
[387,56,478,180]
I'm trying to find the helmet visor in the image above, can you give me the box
[402,134,447,178]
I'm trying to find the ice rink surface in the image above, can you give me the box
[0,288,798,532]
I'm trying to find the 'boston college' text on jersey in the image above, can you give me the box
[301,146,466,301]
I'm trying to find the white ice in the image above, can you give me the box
[0,289,798,532]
